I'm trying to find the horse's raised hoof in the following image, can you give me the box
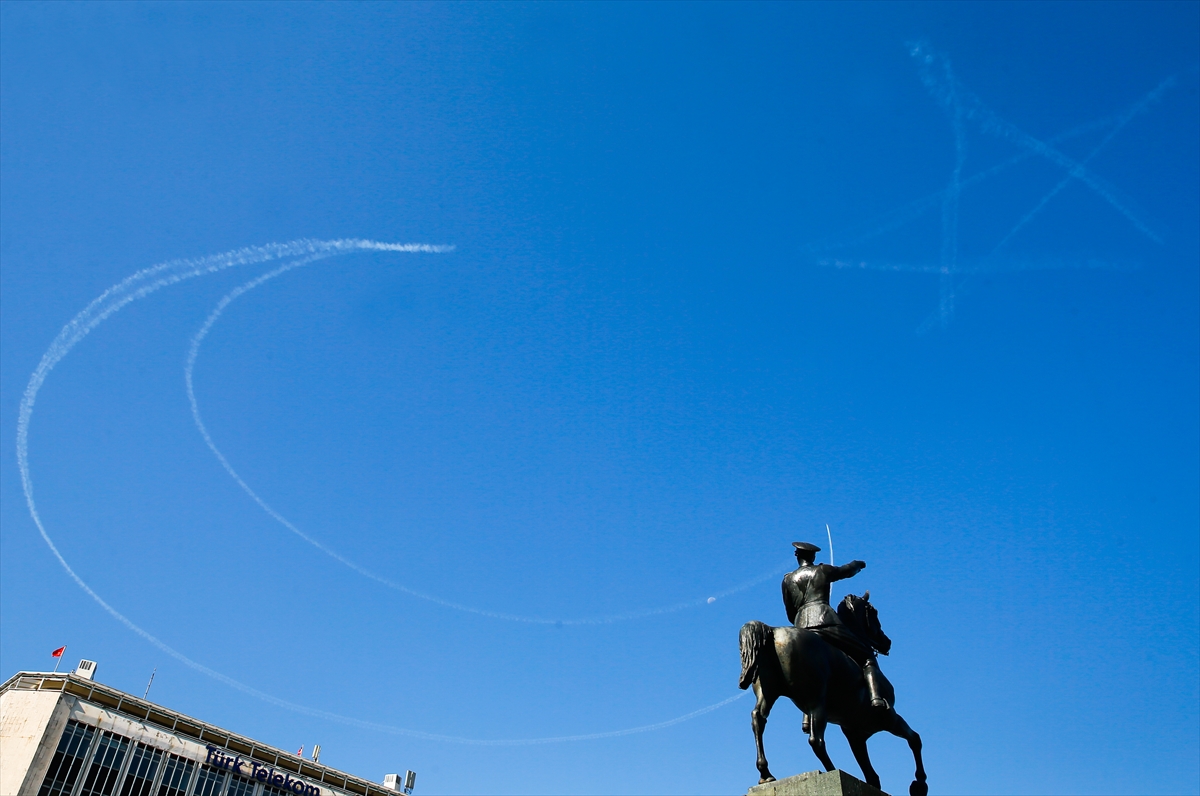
[758,776,776,785]
[909,780,928,796]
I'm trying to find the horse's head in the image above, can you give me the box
[839,591,892,656]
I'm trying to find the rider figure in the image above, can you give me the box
[782,541,889,710]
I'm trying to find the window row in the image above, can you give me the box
[36,721,320,796]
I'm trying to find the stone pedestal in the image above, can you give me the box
[746,769,888,796]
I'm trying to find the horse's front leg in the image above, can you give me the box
[888,711,928,796]
[806,705,836,773]
[751,680,778,784]
[845,732,881,791]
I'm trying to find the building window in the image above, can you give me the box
[225,773,256,796]
[78,730,131,796]
[37,720,97,796]
[155,755,194,796]
[119,743,163,796]
[192,765,227,796]
[262,780,318,796]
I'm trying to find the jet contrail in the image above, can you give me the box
[812,48,1179,333]
[18,240,449,619]
[185,258,786,624]
[929,44,968,328]
[802,113,1121,255]
[910,42,1164,245]
[15,238,758,742]
[989,72,1178,255]
[184,258,787,624]
[816,256,1138,274]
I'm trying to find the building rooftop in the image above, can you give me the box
[1,670,402,796]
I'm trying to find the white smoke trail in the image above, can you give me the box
[17,241,449,626]
[928,69,1177,334]
[802,114,1120,255]
[817,256,1137,274]
[817,49,1177,333]
[804,62,1179,256]
[930,45,968,329]
[990,73,1178,254]
[15,238,757,742]
[910,42,1163,245]
[186,258,786,624]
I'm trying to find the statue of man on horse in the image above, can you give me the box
[739,542,928,796]
[783,541,890,712]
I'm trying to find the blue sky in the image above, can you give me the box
[1,3,1197,794]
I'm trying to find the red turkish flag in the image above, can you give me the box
[50,646,65,658]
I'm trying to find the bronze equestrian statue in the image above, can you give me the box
[739,542,928,796]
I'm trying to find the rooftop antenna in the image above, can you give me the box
[311,745,321,764]
[385,772,415,794]
[143,668,156,699]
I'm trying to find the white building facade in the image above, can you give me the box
[0,668,412,796]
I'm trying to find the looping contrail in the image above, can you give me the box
[185,256,786,624]
[18,240,449,602]
[16,238,756,742]
[184,255,787,624]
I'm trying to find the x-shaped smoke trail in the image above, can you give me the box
[809,43,1182,332]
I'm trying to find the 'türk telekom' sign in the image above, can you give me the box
[205,745,321,795]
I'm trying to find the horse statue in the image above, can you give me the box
[738,593,928,796]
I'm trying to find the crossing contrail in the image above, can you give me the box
[927,43,968,328]
[809,46,1179,332]
[910,42,1164,245]
[989,72,1178,256]
[802,114,1120,255]
[816,256,1137,274]
[15,238,761,743]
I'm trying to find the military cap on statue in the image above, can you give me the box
[792,541,821,554]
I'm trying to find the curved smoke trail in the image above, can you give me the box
[16,238,754,742]
[185,258,786,624]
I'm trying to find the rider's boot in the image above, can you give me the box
[802,712,810,734]
[863,659,889,711]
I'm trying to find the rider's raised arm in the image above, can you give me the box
[827,560,866,582]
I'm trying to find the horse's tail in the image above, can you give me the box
[739,620,774,690]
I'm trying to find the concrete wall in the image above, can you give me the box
[0,689,69,796]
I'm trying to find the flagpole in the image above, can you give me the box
[52,646,65,674]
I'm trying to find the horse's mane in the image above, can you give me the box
[837,594,874,646]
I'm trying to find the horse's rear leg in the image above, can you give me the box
[751,681,779,784]
[806,706,836,773]
[845,733,881,791]
[888,712,928,796]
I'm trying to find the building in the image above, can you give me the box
[0,663,415,796]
